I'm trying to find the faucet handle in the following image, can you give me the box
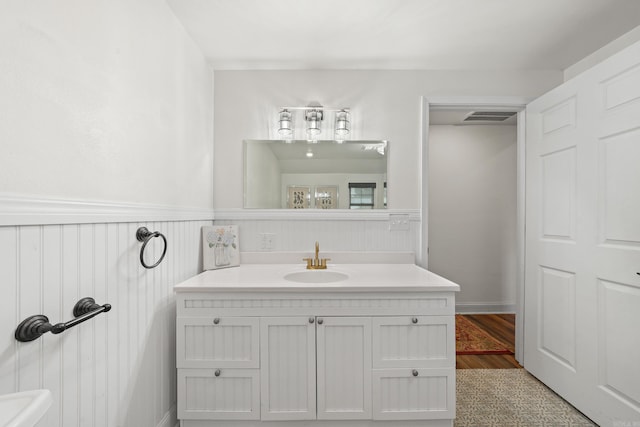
[303,258,313,269]
[320,258,331,268]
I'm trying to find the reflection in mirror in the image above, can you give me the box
[244,140,388,209]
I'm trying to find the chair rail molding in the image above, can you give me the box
[213,208,420,222]
[0,193,215,226]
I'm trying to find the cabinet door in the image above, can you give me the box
[177,317,259,368]
[372,368,455,420]
[372,316,454,369]
[177,368,260,420]
[316,316,372,420]
[260,317,316,421]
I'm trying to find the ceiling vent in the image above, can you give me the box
[463,111,517,122]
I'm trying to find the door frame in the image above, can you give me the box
[421,96,530,363]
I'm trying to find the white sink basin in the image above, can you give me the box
[0,390,52,427]
[284,270,349,284]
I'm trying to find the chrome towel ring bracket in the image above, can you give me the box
[136,226,167,269]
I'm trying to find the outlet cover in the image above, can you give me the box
[260,233,276,250]
[389,214,410,231]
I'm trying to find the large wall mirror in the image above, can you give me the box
[244,140,388,209]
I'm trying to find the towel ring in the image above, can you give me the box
[136,227,167,269]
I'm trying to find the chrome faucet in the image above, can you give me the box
[303,241,330,269]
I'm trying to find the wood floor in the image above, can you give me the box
[456,313,522,369]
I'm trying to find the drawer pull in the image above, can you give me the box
[309,317,315,324]
[317,318,324,325]
[412,317,418,324]
[213,318,220,324]
[412,369,419,377]
[215,369,221,377]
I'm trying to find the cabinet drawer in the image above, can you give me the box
[177,368,260,420]
[177,317,259,368]
[372,316,454,368]
[372,368,455,420]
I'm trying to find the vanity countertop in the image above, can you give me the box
[174,264,460,293]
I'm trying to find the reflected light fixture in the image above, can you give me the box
[304,108,323,137]
[362,141,387,156]
[277,109,293,137]
[334,109,350,138]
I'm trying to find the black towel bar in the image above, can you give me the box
[14,297,111,342]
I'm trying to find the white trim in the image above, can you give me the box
[515,110,527,364]
[0,193,215,226]
[213,208,420,222]
[426,96,532,110]
[422,94,528,363]
[455,303,517,314]
[419,97,430,269]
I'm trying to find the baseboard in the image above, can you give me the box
[456,303,516,314]
[156,404,178,427]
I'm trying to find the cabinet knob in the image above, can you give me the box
[215,369,221,377]
[412,370,419,377]
[309,317,315,324]
[317,318,324,325]
[412,317,418,324]
[213,318,220,324]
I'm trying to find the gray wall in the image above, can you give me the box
[428,125,517,311]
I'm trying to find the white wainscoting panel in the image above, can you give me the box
[0,220,211,427]
[214,216,420,255]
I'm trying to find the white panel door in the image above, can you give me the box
[316,316,372,420]
[525,39,640,426]
[260,317,316,421]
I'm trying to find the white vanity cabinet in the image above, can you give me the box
[175,264,459,427]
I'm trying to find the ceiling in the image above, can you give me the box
[166,0,640,70]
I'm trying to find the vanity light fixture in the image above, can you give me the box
[277,109,293,137]
[276,104,351,140]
